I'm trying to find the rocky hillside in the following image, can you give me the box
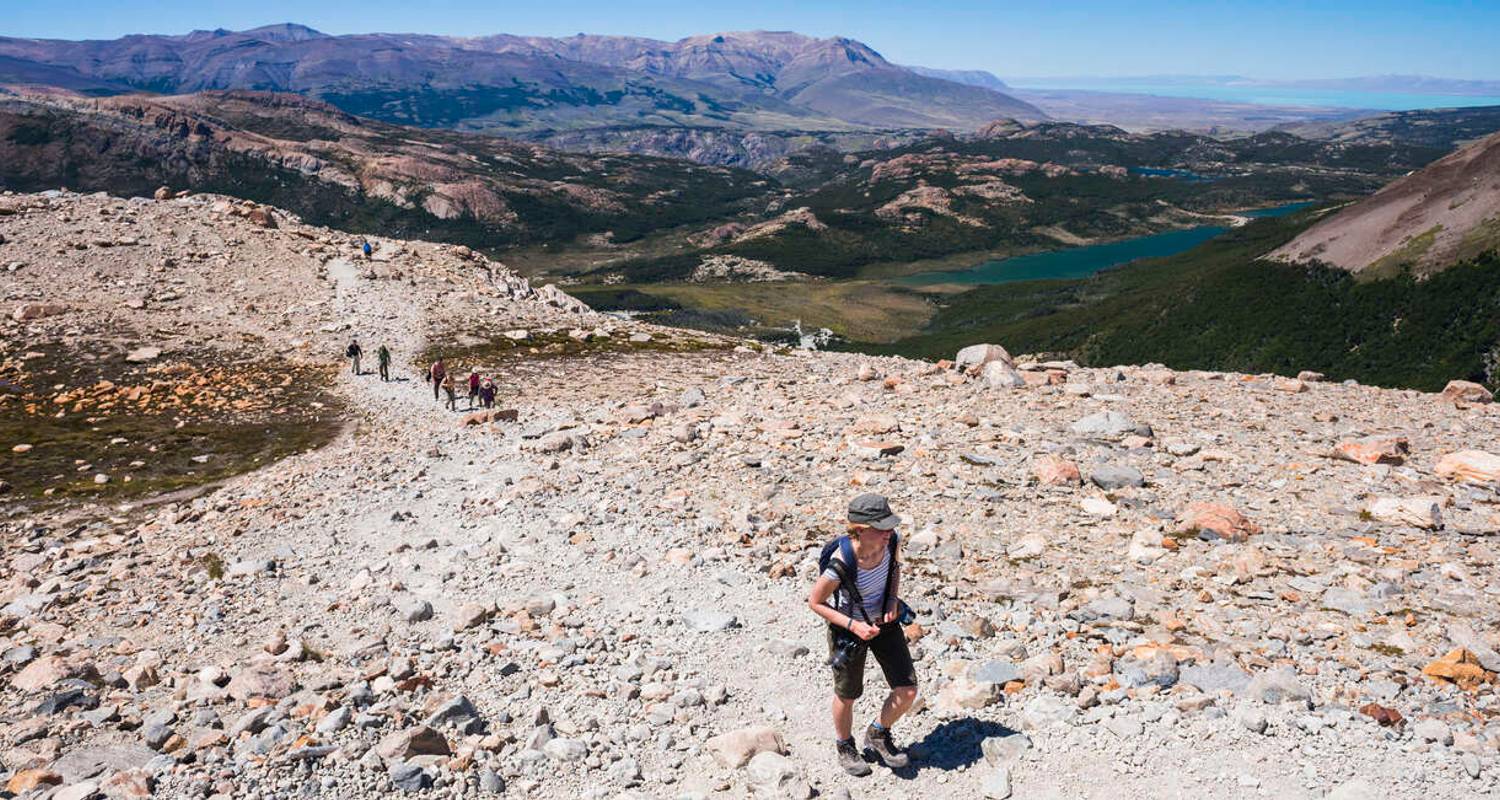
[0,25,1043,133]
[583,120,1448,283]
[0,90,773,248]
[1274,105,1500,152]
[2,191,1500,799]
[1269,130,1500,276]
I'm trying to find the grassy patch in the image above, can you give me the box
[572,280,935,343]
[0,342,342,503]
[416,327,732,374]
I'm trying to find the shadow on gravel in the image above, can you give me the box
[892,718,1019,779]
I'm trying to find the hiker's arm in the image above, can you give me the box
[808,575,879,640]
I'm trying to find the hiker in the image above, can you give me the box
[377,345,391,382]
[346,339,362,375]
[362,239,373,260]
[441,371,458,411]
[466,370,481,410]
[479,378,496,409]
[428,358,446,402]
[807,493,918,777]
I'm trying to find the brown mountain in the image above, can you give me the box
[1268,130,1500,277]
[0,25,1043,133]
[0,90,772,247]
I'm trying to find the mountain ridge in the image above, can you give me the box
[0,25,1045,132]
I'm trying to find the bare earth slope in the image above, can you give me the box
[2,192,1500,799]
[1269,130,1500,276]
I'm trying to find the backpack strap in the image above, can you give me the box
[882,533,900,617]
[826,536,876,624]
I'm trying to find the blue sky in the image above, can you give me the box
[5,0,1498,81]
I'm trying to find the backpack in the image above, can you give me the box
[818,533,899,623]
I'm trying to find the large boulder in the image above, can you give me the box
[980,360,1026,389]
[1332,436,1408,465]
[11,656,97,691]
[955,344,1014,373]
[1069,411,1142,440]
[1089,464,1144,490]
[1031,454,1081,486]
[225,665,295,701]
[1173,502,1261,542]
[1440,380,1493,404]
[377,726,451,760]
[13,302,69,321]
[1435,450,1500,484]
[1365,496,1443,530]
[706,725,785,768]
[746,751,802,795]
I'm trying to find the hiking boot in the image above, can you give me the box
[863,723,910,768]
[836,738,871,776]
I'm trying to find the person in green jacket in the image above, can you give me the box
[377,345,392,382]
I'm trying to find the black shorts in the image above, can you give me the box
[828,621,917,700]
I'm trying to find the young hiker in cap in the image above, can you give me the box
[806,493,918,776]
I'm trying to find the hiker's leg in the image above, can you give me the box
[828,626,866,740]
[831,695,856,741]
[869,624,919,728]
[879,685,917,729]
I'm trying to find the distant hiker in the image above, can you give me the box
[479,378,496,409]
[441,372,458,411]
[346,339,362,375]
[428,358,447,402]
[467,370,481,410]
[362,239,373,260]
[808,493,917,776]
[377,345,391,382]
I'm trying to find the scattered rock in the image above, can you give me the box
[706,725,785,768]
[377,726,451,760]
[1172,502,1261,542]
[1089,464,1144,490]
[1434,450,1500,484]
[1365,495,1443,529]
[1332,436,1409,465]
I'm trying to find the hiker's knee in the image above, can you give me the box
[891,685,918,705]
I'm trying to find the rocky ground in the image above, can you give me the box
[3,191,1500,800]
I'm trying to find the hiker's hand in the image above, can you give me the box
[851,621,880,641]
[881,606,900,625]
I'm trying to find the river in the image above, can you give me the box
[900,202,1313,287]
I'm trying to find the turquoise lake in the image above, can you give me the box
[901,202,1313,287]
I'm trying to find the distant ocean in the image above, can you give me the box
[1011,81,1500,111]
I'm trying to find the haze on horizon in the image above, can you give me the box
[4,0,1498,84]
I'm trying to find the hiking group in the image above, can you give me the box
[345,340,392,381]
[809,493,920,776]
[342,342,500,412]
[425,357,500,412]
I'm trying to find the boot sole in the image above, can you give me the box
[863,744,909,768]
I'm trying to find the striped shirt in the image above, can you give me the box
[821,548,890,622]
